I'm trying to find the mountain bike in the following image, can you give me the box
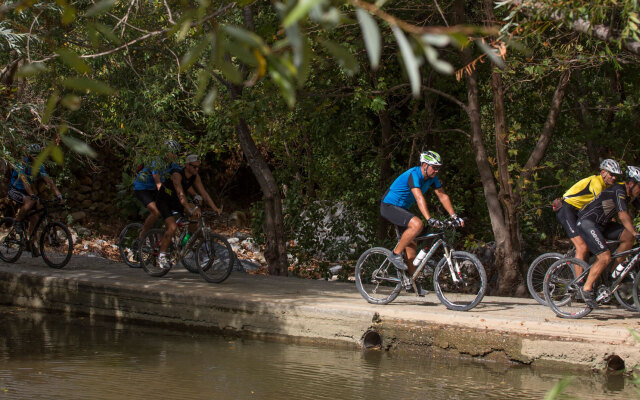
[0,197,73,268]
[139,209,235,283]
[117,221,200,272]
[355,219,487,311]
[543,245,640,319]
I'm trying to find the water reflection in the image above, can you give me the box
[0,306,636,399]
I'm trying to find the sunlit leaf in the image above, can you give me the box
[320,40,359,76]
[50,144,64,165]
[56,48,91,74]
[297,40,312,87]
[32,146,51,179]
[194,70,211,104]
[16,63,47,78]
[42,92,59,125]
[222,25,267,53]
[476,40,505,68]
[94,23,123,45]
[61,136,97,158]
[85,0,116,17]
[202,88,218,115]
[62,77,116,95]
[422,44,453,74]
[283,0,324,28]
[543,378,572,400]
[420,33,450,47]
[356,8,381,70]
[177,18,193,41]
[180,35,211,72]
[61,94,82,111]
[61,4,76,25]
[270,68,295,108]
[392,26,421,97]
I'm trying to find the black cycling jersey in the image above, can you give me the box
[159,168,196,200]
[578,183,630,226]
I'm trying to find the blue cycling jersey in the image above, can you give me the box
[133,161,181,191]
[10,158,48,192]
[382,166,441,209]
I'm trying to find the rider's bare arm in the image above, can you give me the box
[193,175,222,214]
[411,187,431,221]
[42,176,61,197]
[153,174,162,191]
[617,210,639,236]
[171,172,191,210]
[434,187,464,227]
[18,174,35,196]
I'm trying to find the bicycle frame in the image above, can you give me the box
[170,213,213,263]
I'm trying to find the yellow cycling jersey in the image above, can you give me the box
[562,174,606,210]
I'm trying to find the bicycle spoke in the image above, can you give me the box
[355,247,401,305]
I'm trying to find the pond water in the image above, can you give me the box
[0,306,636,399]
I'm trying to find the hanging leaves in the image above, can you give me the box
[392,25,421,97]
[356,8,381,70]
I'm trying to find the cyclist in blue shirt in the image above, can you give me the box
[132,140,181,247]
[8,144,63,255]
[380,151,463,293]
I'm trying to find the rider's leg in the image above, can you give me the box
[15,196,35,223]
[583,250,611,292]
[393,216,422,257]
[570,235,588,276]
[159,216,177,253]
[139,201,161,239]
[405,240,418,275]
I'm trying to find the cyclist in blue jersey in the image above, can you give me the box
[132,140,181,247]
[380,151,463,293]
[8,144,63,256]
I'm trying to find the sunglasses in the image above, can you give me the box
[189,163,200,170]
[430,165,441,171]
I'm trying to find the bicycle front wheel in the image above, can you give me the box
[118,222,143,268]
[543,258,591,319]
[527,252,563,306]
[433,251,487,311]
[0,218,24,263]
[614,267,639,312]
[40,222,73,268]
[197,234,235,283]
[354,247,402,305]
[140,228,170,277]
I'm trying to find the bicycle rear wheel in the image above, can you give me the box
[118,222,143,268]
[197,234,235,283]
[0,218,24,263]
[526,252,563,306]
[140,228,170,277]
[354,247,402,305]
[40,222,73,268]
[181,246,201,273]
[433,251,487,311]
[543,258,591,319]
[633,271,640,314]
[613,267,639,312]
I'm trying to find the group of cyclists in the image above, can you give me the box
[4,142,640,309]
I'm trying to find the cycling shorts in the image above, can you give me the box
[555,201,580,239]
[577,218,624,256]
[156,192,184,220]
[8,187,28,204]
[134,189,158,207]
[380,202,415,228]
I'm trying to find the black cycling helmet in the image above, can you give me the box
[26,144,41,155]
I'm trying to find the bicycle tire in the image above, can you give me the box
[140,228,170,277]
[354,247,402,305]
[196,233,235,283]
[613,267,639,312]
[543,258,591,319]
[633,271,640,314]
[433,251,487,311]
[117,222,143,268]
[0,218,24,263]
[181,245,201,273]
[40,222,73,269]
[526,252,564,306]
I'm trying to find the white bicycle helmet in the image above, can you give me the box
[419,150,442,166]
[165,139,181,153]
[627,166,640,183]
[26,143,41,155]
[600,159,622,175]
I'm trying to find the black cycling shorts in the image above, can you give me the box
[577,218,624,256]
[556,201,580,239]
[380,202,415,228]
[134,189,158,207]
[8,188,28,204]
[156,192,184,220]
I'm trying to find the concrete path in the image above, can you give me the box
[1,255,639,371]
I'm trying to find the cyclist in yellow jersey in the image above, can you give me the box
[555,159,621,272]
